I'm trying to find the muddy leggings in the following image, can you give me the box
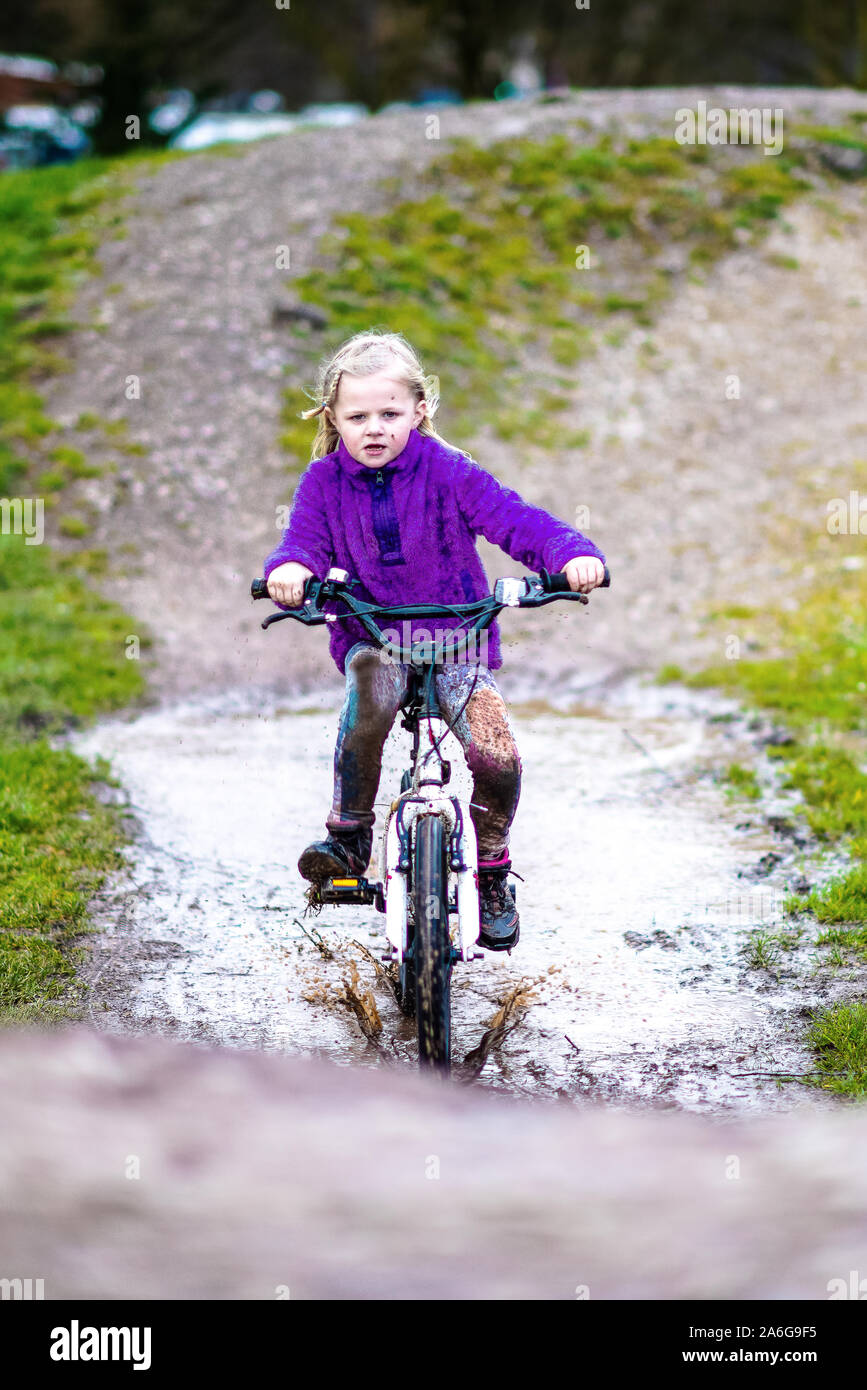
[326,642,522,861]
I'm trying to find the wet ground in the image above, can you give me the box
[71,677,844,1115]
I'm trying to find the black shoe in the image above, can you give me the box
[298,826,373,883]
[476,858,520,952]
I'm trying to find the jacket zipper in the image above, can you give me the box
[370,467,404,562]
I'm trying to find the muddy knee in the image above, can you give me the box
[464,692,522,831]
[345,646,403,729]
[466,743,522,796]
[465,688,522,776]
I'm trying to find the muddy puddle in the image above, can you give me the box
[70,679,840,1114]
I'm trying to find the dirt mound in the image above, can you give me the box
[0,1026,863,1298]
[43,86,867,704]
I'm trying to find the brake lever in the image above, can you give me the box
[261,572,366,629]
[261,605,328,629]
[519,579,589,608]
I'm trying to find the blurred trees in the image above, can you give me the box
[1,0,260,151]
[802,0,867,86]
[0,0,865,155]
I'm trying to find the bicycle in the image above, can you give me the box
[251,565,610,1072]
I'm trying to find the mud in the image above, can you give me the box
[70,675,849,1114]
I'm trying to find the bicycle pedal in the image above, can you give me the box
[318,876,378,906]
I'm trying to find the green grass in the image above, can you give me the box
[0,534,144,739]
[742,928,782,972]
[0,160,120,495]
[806,1004,867,1098]
[795,124,867,155]
[720,762,762,800]
[0,742,125,1017]
[780,747,867,842]
[282,130,812,466]
[58,516,91,538]
[797,863,867,930]
[49,444,102,478]
[690,582,867,730]
[0,156,149,1022]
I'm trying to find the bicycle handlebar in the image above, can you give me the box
[249,564,610,657]
[250,564,609,606]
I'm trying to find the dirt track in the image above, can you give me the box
[72,677,849,1112]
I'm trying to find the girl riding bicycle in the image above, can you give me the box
[264,331,606,953]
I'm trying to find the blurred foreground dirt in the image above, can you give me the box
[0,1027,864,1299]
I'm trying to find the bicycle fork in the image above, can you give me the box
[381,713,482,965]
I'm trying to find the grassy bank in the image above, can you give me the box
[684,481,867,921]
[673,451,867,1095]
[0,159,147,1023]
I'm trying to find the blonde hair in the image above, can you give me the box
[299,330,453,459]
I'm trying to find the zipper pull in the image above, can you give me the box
[375,469,384,486]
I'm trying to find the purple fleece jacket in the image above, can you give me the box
[263,428,605,674]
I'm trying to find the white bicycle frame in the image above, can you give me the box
[381,711,480,965]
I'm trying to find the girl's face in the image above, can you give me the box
[327,372,426,466]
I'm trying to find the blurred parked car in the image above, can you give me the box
[149,88,196,135]
[296,102,368,127]
[0,130,37,170]
[167,110,298,151]
[247,90,285,113]
[167,99,371,151]
[414,88,462,106]
[0,104,91,168]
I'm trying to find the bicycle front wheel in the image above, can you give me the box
[412,815,452,1070]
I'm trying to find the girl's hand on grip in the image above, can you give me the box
[563,556,605,594]
[267,561,313,607]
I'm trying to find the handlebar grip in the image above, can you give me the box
[251,575,319,604]
[542,569,571,593]
[539,565,611,593]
